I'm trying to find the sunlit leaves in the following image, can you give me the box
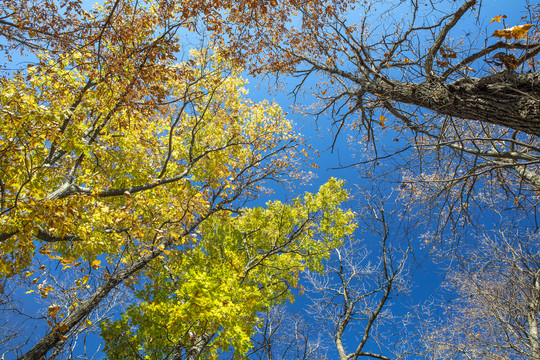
[100,179,356,358]
[0,1,363,358]
[492,24,534,40]
[0,44,301,279]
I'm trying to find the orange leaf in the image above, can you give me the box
[378,115,387,128]
[490,15,507,23]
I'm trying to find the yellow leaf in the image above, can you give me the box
[492,24,533,40]
[26,290,34,294]
[90,260,101,270]
[85,318,92,326]
[378,115,387,128]
[61,258,75,269]
[48,304,61,317]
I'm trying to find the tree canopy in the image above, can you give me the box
[0,1,358,357]
[1,0,540,359]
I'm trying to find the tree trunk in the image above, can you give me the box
[17,250,159,360]
[364,71,540,136]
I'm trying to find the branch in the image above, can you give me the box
[424,0,477,79]
[442,42,540,80]
[353,352,393,360]
[18,202,225,360]
[36,229,82,243]
[0,231,18,243]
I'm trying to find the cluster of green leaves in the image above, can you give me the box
[100,179,356,358]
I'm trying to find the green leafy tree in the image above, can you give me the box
[100,179,356,359]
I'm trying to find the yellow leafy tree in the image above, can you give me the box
[100,179,356,359]
[0,0,360,356]
[0,47,298,277]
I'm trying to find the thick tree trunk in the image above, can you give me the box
[365,71,540,136]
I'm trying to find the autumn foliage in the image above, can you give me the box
[2,0,540,359]
[0,0,358,358]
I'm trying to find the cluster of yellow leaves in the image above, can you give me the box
[0,42,302,278]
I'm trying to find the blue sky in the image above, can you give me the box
[237,1,538,358]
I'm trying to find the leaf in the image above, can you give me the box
[61,258,75,269]
[378,115,387,128]
[48,305,61,318]
[91,260,101,270]
[490,15,507,23]
[436,60,451,67]
[492,24,533,40]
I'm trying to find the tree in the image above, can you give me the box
[423,231,540,360]
[303,187,411,360]
[212,0,540,243]
[218,0,540,135]
[98,179,356,360]
[2,0,539,358]
[0,1,358,357]
[219,185,413,360]
[239,305,328,360]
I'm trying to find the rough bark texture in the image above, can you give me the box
[365,71,540,137]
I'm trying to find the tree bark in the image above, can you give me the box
[364,71,540,137]
[17,250,159,360]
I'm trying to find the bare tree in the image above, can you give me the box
[236,0,540,135]
[303,187,411,360]
[243,306,328,360]
[221,0,540,234]
[423,231,540,360]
